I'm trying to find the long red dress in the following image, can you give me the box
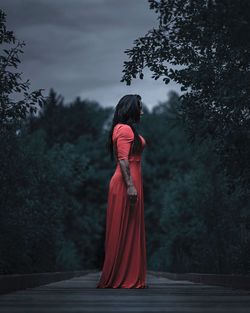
[96,123,147,288]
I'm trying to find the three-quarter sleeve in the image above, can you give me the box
[116,125,134,160]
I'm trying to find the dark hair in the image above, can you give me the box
[107,94,143,161]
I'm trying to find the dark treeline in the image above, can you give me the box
[1,0,250,275]
[1,87,249,275]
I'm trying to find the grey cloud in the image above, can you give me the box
[1,0,181,109]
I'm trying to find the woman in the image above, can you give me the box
[96,94,148,288]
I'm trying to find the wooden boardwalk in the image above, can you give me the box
[0,271,250,312]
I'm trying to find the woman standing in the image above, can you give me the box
[96,94,147,288]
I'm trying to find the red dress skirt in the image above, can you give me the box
[96,123,147,288]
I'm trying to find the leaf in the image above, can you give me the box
[163,77,170,84]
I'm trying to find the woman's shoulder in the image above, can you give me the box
[113,123,134,139]
[114,123,132,131]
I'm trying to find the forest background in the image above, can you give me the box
[1,0,249,275]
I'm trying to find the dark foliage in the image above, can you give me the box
[0,4,249,275]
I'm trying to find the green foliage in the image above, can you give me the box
[1,86,249,274]
[56,239,81,271]
[29,89,112,147]
[141,91,250,274]
[121,0,250,152]
[0,128,63,273]
[120,1,250,274]
[0,4,249,276]
[0,9,44,129]
[0,82,114,273]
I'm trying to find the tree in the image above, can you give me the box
[121,0,250,144]
[0,9,44,130]
[120,1,250,273]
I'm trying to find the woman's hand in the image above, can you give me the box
[127,184,137,209]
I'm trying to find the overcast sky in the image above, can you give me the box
[1,0,182,111]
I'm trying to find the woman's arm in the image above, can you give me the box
[115,124,138,209]
[118,159,134,187]
[118,159,137,209]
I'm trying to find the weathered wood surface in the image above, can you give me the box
[0,271,250,312]
[150,271,250,290]
[0,270,96,295]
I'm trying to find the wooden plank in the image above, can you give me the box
[0,271,250,312]
[148,271,250,290]
[0,270,96,295]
